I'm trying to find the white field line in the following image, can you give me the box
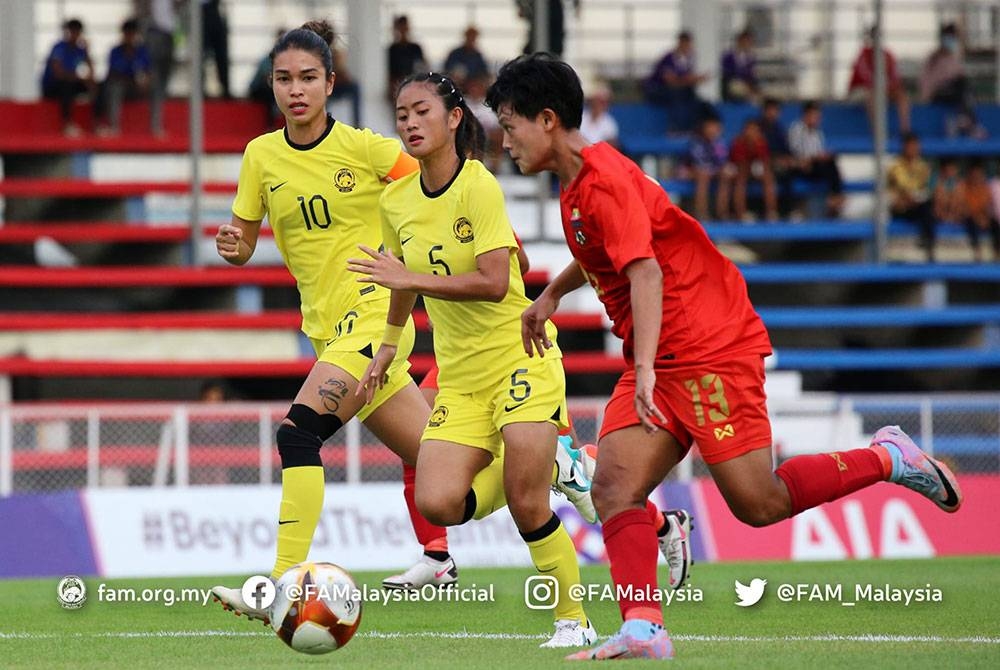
[1,630,999,644]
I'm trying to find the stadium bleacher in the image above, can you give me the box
[613,101,1000,159]
[2,97,1000,400]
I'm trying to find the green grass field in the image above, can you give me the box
[2,557,999,669]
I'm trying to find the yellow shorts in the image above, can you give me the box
[422,354,569,457]
[309,298,416,421]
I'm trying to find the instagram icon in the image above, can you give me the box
[523,575,559,610]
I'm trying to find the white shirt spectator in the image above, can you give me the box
[788,120,826,160]
[580,107,619,145]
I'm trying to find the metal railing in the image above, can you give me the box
[2,394,998,496]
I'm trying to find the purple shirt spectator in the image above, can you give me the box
[687,136,728,173]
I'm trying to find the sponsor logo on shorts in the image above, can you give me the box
[429,406,449,427]
[714,424,735,440]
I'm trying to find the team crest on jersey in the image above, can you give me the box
[428,405,449,427]
[334,168,356,193]
[453,217,474,243]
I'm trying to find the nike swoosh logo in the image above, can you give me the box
[930,461,960,508]
[504,402,525,412]
[434,567,453,579]
[277,519,298,525]
[269,181,288,192]
[400,235,414,245]
[537,566,557,573]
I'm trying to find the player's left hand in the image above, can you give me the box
[634,365,667,433]
[347,245,411,290]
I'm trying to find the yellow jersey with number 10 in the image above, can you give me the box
[379,159,561,393]
[232,118,402,340]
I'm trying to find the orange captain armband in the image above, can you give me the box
[382,323,405,347]
[385,152,419,181]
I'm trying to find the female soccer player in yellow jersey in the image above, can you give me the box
[207,21,481,618]
[347,72,597,648]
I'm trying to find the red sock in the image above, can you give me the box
[602,508,663,625]
[645,500,666,534]
[776,448,890,516]
[403,462,448,550]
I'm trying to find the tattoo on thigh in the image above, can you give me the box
[318,378,349,414]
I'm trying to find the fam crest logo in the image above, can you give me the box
[334,167,356,193]
[453,217,474,243]
[57,575,87,609]
[429,405,449,427]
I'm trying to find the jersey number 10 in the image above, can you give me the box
[297,195,333,230]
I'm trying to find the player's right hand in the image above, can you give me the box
[356,346,395,404]
[521,294,558,358]
[215,224,243,261]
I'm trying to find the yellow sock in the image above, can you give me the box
[525,515,588,624]
[270,466,324,580]
[470,452,507,520]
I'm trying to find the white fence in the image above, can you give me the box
[2,394,999,496]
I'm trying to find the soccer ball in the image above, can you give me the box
[269,561,363,655]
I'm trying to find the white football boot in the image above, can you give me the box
[658,509,693,589]
[210,584,270,625]
[540,618,599,648]
[553,435,599,524]
[381,555,458,590]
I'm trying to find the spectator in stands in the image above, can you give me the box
[729,118,778,221]
[465,73,505,173]
[41,18,96,137]
[956,160,1000,262]
[201,0,231,98]
[94,19,152,136]
[888,132,936,261]
[920,24,986,140]
[325,23,361,125]
[685,116,733,220]
[136,0,178,136]
[388,15,426,98]
[933,156,961,221]
[515,0,579,57]
[758,97,796,216]
[720,29,758,103]
[788,101,844,218]
[579,82,619,148]
[643,30,712,134]
[443,26,489,87]
[248,29,286,128]
[847,26,911,135]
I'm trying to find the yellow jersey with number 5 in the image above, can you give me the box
[232,117,403,340]
[379,159,561,393]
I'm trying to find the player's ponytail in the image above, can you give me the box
[398,72,486,161]
[270,19,336,78]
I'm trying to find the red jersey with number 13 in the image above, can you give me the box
[559,142,771,366]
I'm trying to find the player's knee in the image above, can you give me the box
[276,405,343,469]
[415,489,461,527]
[592,468,647,521]
[729,497,789,528]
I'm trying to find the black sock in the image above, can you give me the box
[424,550,450,562]
[461,489,477,524]
[657,511,670,537]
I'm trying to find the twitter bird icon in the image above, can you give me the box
[734,578,767,607]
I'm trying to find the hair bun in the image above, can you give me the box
[300,19,335,48]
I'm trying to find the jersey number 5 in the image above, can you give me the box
[428,245,452,275]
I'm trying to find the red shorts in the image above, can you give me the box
[419,364,439,391]
[600,355,772,465]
